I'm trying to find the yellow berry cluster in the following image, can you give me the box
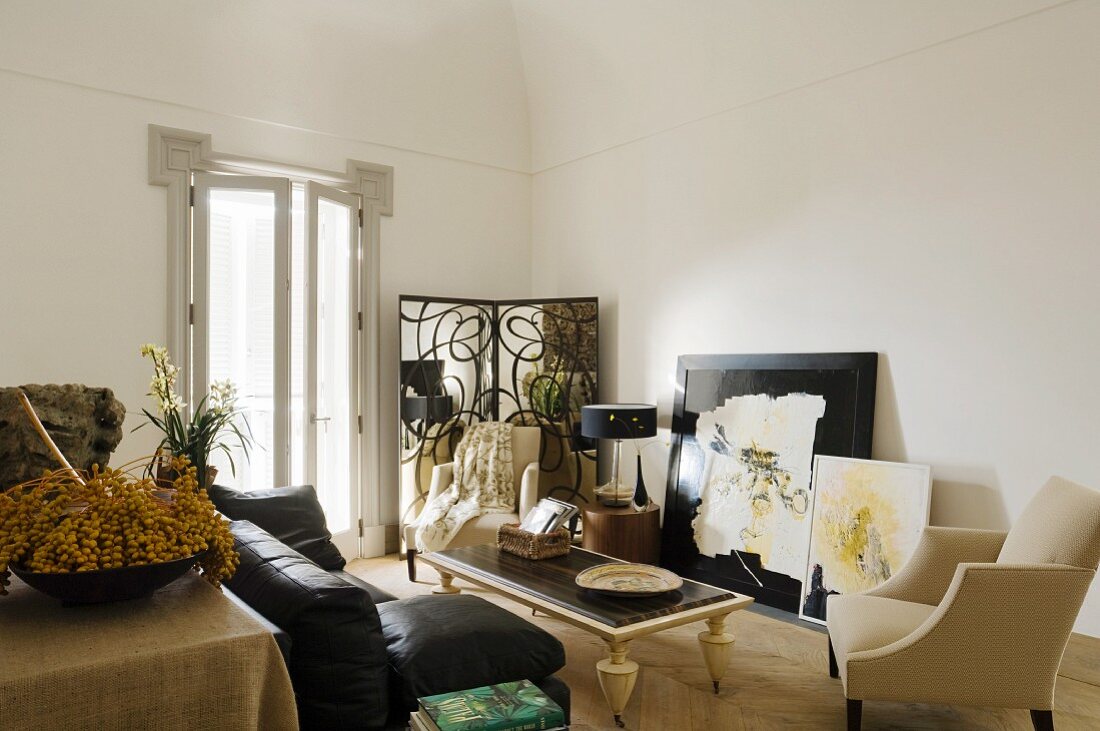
[0,456,238,596]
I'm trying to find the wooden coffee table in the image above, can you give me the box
[417,545,752,727]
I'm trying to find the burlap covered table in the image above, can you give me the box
[0,572,298,730]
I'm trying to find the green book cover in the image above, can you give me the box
[418,679,565,731]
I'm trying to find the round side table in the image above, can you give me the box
[580,503,661,565]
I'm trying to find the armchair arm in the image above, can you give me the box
[866,526,1008,605]
[425,462,454,505]
[849,562,1094,709]
[518,462,540,521]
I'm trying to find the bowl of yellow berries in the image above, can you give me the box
[9,551,207,604]
[0,457,239,605]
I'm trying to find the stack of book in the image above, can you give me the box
[517,498,579,535]
[410,679,566,731]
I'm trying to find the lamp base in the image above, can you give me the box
[595,481,632,507]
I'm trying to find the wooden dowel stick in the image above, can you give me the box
[17,391,86,485]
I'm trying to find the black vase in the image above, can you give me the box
[631,454,650,512]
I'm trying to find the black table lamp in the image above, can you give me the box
[581,403,657,511]
[401,395,454,425]
[400,359,452,448]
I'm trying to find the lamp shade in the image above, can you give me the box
[401,395,454,424]
[581,403,657,440]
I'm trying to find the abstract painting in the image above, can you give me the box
[662,353,878,613]
[692,393,826,585]
[800,456,931,625]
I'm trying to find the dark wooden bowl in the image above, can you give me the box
[10,552,205,605]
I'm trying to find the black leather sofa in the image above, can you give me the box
[209,485,570,730]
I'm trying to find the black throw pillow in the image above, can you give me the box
[208,483,346,570]
[377,594,566,712]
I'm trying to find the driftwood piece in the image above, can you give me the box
[0,385,125,490]
[17,391,84,483]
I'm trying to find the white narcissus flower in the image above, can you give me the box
[209,379,238,415]
[142,344,185,414]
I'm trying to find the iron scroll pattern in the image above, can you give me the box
[398,297,494,526]
[399,296,598,523]
[495,300,598,504]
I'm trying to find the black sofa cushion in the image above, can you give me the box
[209,483,346,570]
[222,585,293,665]
[333,569,398,605]
[377,594,566,712]
[226,520,389,729]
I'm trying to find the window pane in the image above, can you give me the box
[206,188,276,491]
[315,197,353,532]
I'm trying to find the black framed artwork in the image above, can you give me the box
[660,353,878,613]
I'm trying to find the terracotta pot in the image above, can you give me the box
[154,455,218,490]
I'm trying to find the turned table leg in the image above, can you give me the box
[431,570,460,594]
[697,614,735,694]
[596,640,639,728]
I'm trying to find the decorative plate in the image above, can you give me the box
[575,563,684,597]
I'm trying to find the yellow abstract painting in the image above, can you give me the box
[800,457,931,625]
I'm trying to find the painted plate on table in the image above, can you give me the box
[575,563,684,597]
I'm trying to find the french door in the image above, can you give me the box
[304,182,360,556]
[192,172,362,558]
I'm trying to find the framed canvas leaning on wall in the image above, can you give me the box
[661,353,878,613]
[800,456,932,625]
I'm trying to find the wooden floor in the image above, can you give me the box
[348,555,1100,731]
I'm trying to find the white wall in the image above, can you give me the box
[513,0,1063,171]
[0,0,532,526]
[517,1,1100,635]
[0,0,530,171]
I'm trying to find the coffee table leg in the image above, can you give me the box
[431,570,460,594]
[597,640,639,728]
[697,614,735,694]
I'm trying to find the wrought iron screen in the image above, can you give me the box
[399,296,598,533]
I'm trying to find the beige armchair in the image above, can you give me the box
[404,426,542,582]
[827,476,1100,731]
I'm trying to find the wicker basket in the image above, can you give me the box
[497,523,571,560]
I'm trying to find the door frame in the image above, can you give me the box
[150,125,394,557]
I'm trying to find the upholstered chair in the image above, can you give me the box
[827,476,1100,731]
[404,425,542,582]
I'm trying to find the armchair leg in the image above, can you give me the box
[828,637,839,678]
[846,699,862,731]
[406,549,417,582]
[1030,710,1054,731]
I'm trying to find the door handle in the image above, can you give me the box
[310,415,331,423]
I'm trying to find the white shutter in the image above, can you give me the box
[192,172,291,489]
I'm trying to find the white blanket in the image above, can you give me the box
[414,421,515,552]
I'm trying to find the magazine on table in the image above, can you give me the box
[415,679,567,731]
[410,709,566,731]
[518,497,579,535]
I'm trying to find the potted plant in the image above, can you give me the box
[135,344,254,488]
[524,365,566,422]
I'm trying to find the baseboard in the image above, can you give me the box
[361,525,387,558]
[384,523,400,555]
